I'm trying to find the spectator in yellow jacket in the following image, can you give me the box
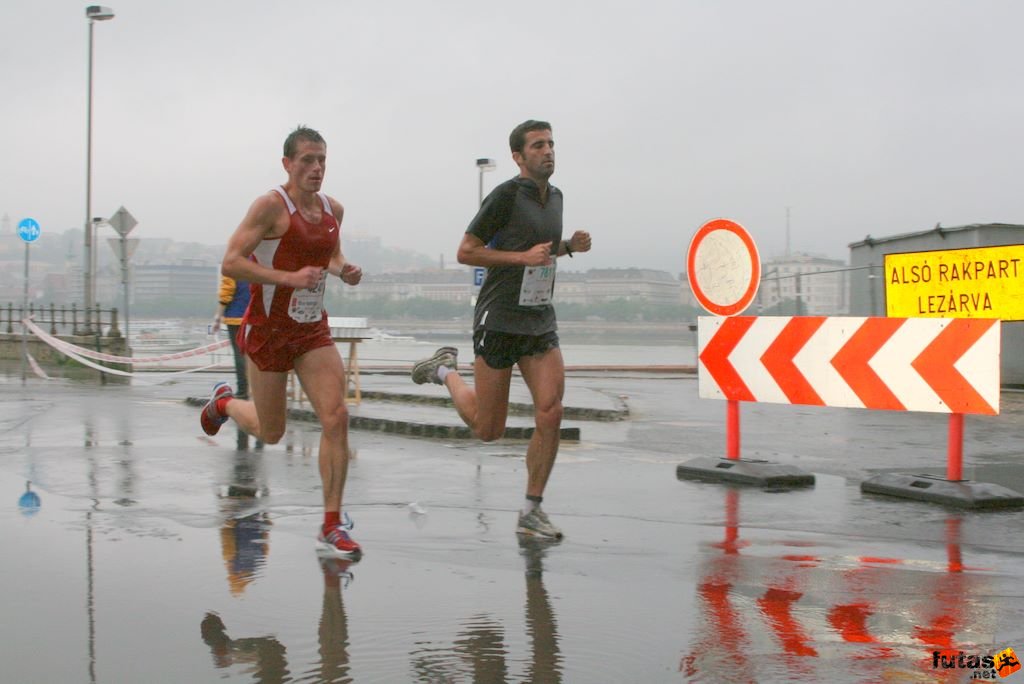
[212,273,252,399]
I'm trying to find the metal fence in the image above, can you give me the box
[1,303,121,337]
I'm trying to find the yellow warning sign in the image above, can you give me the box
[885,245,1024,320]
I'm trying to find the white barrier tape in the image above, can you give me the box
[22,318,225,383]
[45,335,223,383]
[22,318,230,363]
[26,352,51,380]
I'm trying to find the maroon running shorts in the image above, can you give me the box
[240,319,335,372]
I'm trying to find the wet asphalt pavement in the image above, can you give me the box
[3,362,1024,683]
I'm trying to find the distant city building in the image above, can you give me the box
[553,271,589,305]
[0,260,23,303]
[134,260,219,303]
[758,253,848,315]
[345,269,473,303]
[571,268,681,306]
[346,267,683,306]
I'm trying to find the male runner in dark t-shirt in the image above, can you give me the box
[411,120,592,539]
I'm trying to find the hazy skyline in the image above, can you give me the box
[3,1,1023,275]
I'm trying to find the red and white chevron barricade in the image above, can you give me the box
[698,316,1000,416]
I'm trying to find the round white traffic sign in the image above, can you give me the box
[686,218,760,316]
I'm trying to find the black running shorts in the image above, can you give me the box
[472,328,560,370]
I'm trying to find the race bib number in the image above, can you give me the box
[518,262,556,306]
[288,271,327,323]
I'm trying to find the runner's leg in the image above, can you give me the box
[226,324,249,399]
[517,347,565,498]
[224,358,288,444]
[293,345,350,514]
[445,356,512,442]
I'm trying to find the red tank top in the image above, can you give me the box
[246,187,339,329]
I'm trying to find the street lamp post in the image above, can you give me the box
[84,5,115,326]
[475,158,496,207]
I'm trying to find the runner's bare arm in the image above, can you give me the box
[222,193,322,289]
[323,199,361,285]
[456,234,553,268]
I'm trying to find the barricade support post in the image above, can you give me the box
[947,413,964,482]
[726,399,740,460]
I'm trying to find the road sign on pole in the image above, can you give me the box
[686,218,761,316]
[107,237,140,263]
[17,218,41,243]
[108,206,137,237]
[17,217,41,384]
[106,232,139,348]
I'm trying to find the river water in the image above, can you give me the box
[126,320,697,374]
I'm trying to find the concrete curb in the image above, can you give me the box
[185,395,583,441]
[357,390,629,421]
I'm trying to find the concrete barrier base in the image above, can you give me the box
[676,457,815,487]
[861,473,1024,509]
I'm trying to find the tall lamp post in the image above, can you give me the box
[84,5,115,326]
[476,158,496,206]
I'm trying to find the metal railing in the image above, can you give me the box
[2,303,121,337]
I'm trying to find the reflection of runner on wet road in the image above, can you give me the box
[216,452,272,596]
[410,537,562,682]
[198,125,364,559]
[520,538,563,683]
[317,558,354,682]
[200,612,288,682]
[412,120,591,540]
[218,510,271,596]
[200,559,354,682]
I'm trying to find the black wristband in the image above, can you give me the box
[563,240,573,257]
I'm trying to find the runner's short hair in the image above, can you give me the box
[509,120,552,154]
[283,125,325,158]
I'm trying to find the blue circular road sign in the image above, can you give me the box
[17,218,41,243]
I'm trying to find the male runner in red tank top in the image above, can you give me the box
[198,126,364,558]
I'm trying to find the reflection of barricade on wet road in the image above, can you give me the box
[680,488,1003,682]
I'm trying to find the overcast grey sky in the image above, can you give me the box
[3,0,1022,273]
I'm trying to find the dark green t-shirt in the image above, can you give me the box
[467,177,564,335]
